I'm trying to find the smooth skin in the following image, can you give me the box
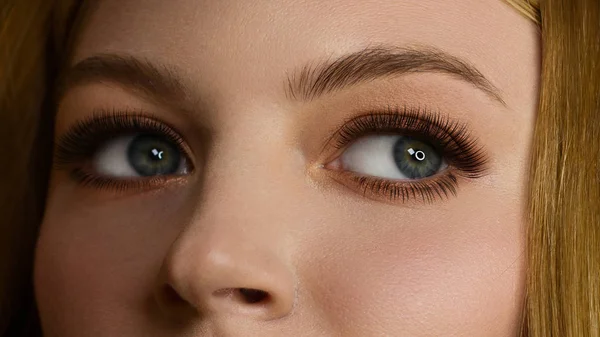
[35,0,540,336]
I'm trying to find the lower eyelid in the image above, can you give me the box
[322,166,460,204]
[68,167,189,194]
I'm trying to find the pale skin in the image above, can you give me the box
[34,0,540,336]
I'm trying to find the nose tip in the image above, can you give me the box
[155,243,296,322]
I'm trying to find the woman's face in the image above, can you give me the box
[35,0,539,335]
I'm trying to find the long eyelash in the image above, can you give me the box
[349,172,459,203]
[331,104,489,203]
[53,109,191,189]
[69,168,175,193]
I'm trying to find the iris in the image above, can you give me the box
[126,134,181,176]
[392,136,442,179]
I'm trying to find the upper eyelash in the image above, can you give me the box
[331,104,490,179]
[53,106,486,202]
[53,109,190,171]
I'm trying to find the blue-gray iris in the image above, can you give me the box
[392,136,442,179]
[127,134,181,176]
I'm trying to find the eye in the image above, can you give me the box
[53,112,196,191]
[94,133,189,178]
[321,108,490,203]
[333,134,448,180]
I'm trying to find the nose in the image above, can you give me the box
[155,216,297,322]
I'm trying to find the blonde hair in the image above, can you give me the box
[512,1,600,336]
[0,1,598,336]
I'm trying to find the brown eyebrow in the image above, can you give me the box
[60,47,505,115]
[57,54,194,113]
[286,46,506,106]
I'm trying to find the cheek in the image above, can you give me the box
[300,187,527,336]
[34,171,527,336]
[34,188,190,334]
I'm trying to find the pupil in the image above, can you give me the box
[149,148,164,161]
[407,148,427,162]
[127,134,181,176]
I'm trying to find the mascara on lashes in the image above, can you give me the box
[52,106,489,202]
[53,110,191,191]
[325,105,489,202]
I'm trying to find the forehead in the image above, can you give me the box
[71,0,537,106]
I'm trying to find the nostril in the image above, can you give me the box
[161,284,188,306]
[155,284,200,321]
[238,288,269,304]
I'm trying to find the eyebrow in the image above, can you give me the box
[57,54,194,113]
[59,47,505,113]
[286,46,506,106]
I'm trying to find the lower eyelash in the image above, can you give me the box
[69,168,174,192]
[336,170,459,204]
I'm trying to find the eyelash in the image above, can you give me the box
[53,106,488,203]
[325,105,489,203]
[53,109,192,191]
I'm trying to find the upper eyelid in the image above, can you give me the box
[53,111,195,170]
[320,106,442,157]
[326,106,466,147]
[323,107,490,177]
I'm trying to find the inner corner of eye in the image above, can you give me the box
[324,156,343,171]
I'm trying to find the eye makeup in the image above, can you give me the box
[53,109,194,192]
[53,105,489,204]
[323,105,490,203]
